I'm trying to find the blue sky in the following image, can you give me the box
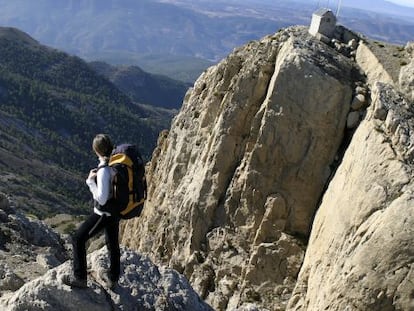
[386,0,414,7]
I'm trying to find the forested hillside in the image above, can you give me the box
[0,27,167,217]
[89,61,189,110]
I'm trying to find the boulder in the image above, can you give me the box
[346,111,360,129]
[351,93,366,110]
[399,59,414,102]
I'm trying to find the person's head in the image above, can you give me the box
[92,134,113,159]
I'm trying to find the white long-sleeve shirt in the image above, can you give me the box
[86,158,113,216]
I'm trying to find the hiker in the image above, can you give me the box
[62,133,120,289]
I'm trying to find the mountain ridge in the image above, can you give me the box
[0,26,39,46]
[0,27,171,217]
[0,0,412,82]
[89,61,189,110]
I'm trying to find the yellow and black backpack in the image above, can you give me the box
[108,144,147,219]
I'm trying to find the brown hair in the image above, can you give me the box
[92,134,113,158]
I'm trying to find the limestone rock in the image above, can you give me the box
[287,83,414,311]
[0,193,68,291]
[346,111,360,129]
[121,26,355,310]
[355,85,367,96]
[351,93,366,110]
[348,39,358,50]
[0,264,24,291]
[36,252,61,269]
[0,247,213,311]
[356,41,394,85]
[0,193,211,310]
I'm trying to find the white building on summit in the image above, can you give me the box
[309,8,337,38]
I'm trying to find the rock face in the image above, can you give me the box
[0,193,68,291]
[122,26,357,310]
[356,41,394,85]
[287,83,414,310]
[0,247,213,311]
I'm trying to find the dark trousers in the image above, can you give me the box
[72,213,120,281]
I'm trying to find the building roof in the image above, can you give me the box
[313,8,335,17]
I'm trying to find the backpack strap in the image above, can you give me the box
[96,161,109,170]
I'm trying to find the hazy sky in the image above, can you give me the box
[386,0,414,7]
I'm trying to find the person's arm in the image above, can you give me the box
[86,167,111,205]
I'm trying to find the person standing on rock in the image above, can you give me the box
[62,133,120,289]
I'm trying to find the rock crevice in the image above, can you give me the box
[287,82,414,311]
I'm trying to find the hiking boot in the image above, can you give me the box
[61,274,87,288]
[98,270,117,290]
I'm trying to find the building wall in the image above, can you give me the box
[309,15,322,36]
[309,12,336,37]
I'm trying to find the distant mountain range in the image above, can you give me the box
[335,0,414,18]
[0,27,176,217]
[1,0,411,82]
[89,61,189,110]
[162,0,414,19]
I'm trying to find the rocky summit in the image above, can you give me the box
[123,25,355,309]
[1,23,413,311]
[121,25,414,311]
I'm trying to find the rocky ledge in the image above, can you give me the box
[0,193,212,311]
[0,246,213,311]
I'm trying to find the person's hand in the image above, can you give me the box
[88,168,97,180]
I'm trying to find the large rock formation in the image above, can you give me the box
[287,82,414,310]
[122,26,359,310]
[286,37,414,311]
